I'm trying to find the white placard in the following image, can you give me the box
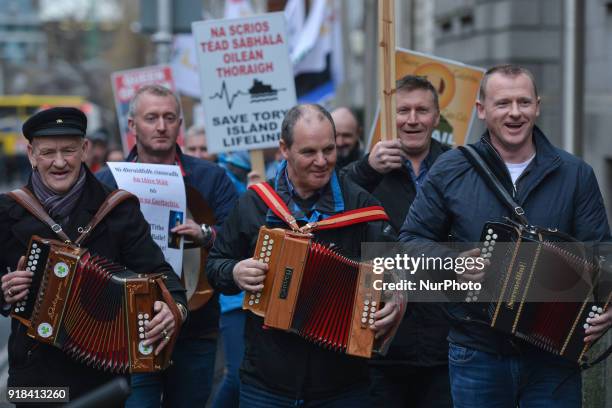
[108,162,186,277]
[192,12,297,154]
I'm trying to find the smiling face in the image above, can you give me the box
[395,88,440,157]
[280,112,337,198]
[331,108,360,159]
[28,136,88,194]
[129,92,182,160]
[477,72,540,158]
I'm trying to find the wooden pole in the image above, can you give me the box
[249,149,266,183]
[377,0,396,141]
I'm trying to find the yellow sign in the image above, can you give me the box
[368,48,485,149]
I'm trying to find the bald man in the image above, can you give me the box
[331,107,363,169]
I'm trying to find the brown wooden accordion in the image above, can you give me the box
[11,236,177,373]
[470,221,611,363]
[242,227,381,358]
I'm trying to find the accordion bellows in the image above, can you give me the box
[243,227,380,358]
[11,236,175,373]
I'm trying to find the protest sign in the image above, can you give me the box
[192,13,297,154]
[108,162,186,277]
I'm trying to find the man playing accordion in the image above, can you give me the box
[400,64,612,407]
[207,103,401,407]
[0,107,187,406]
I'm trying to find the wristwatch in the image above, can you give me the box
[201,224,212,243]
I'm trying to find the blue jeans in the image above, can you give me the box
[211,309,246,408]
[239,382,371,408]
[448,342,582,408]
[126,338,216,408]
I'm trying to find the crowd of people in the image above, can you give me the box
[1,64,612,408]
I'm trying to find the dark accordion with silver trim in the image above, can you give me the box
[469,221,611,363]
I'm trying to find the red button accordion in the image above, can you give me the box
[470,221,611,363]
[243,227,381,358]
[11,236,178,373]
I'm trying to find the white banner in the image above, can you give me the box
[171,35,202,99]
[108,162,186,277]
[192,12,297,154]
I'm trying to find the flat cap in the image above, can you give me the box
[22,107,87,142]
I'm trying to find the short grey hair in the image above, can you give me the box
[281,104,335,148]
[128,84,182,118]
[185,125,206,142]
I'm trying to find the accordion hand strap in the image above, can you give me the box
[459,145,530,226]
[74,190,136,245]
[249,182,389,233]
[7,187,71,243]
[155,276,183,359]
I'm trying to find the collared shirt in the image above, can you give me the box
[406,152,432,193]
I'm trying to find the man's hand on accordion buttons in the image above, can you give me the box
[371,301,400,339]
[584,307,612,343]
[456,248,488,283]
[2,256,33,305]
[233,258,268,292]
[144,300,176,356]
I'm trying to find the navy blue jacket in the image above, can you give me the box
[97,146,239,337]
[399,126,611,355]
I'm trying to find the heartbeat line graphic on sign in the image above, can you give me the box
[209,79,286,110]
[209,81,249,110]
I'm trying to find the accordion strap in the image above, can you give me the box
[459,145,530,226]
[74,190,136,245]
[8,187,136,246]
[249,182,299,231]
[155,276,183,360]
[7,188,71,243]
[249,182,389,233]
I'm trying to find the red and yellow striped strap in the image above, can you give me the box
[249,182,390,233]
[300,206,389,233]
[249,182,299,232]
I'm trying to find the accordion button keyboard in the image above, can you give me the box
[361,318,367,324]
[368,318,374,325]
[583,323,590,329]
[371,301,377,307]
[362,311,368,317]
[597,307,603,314]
